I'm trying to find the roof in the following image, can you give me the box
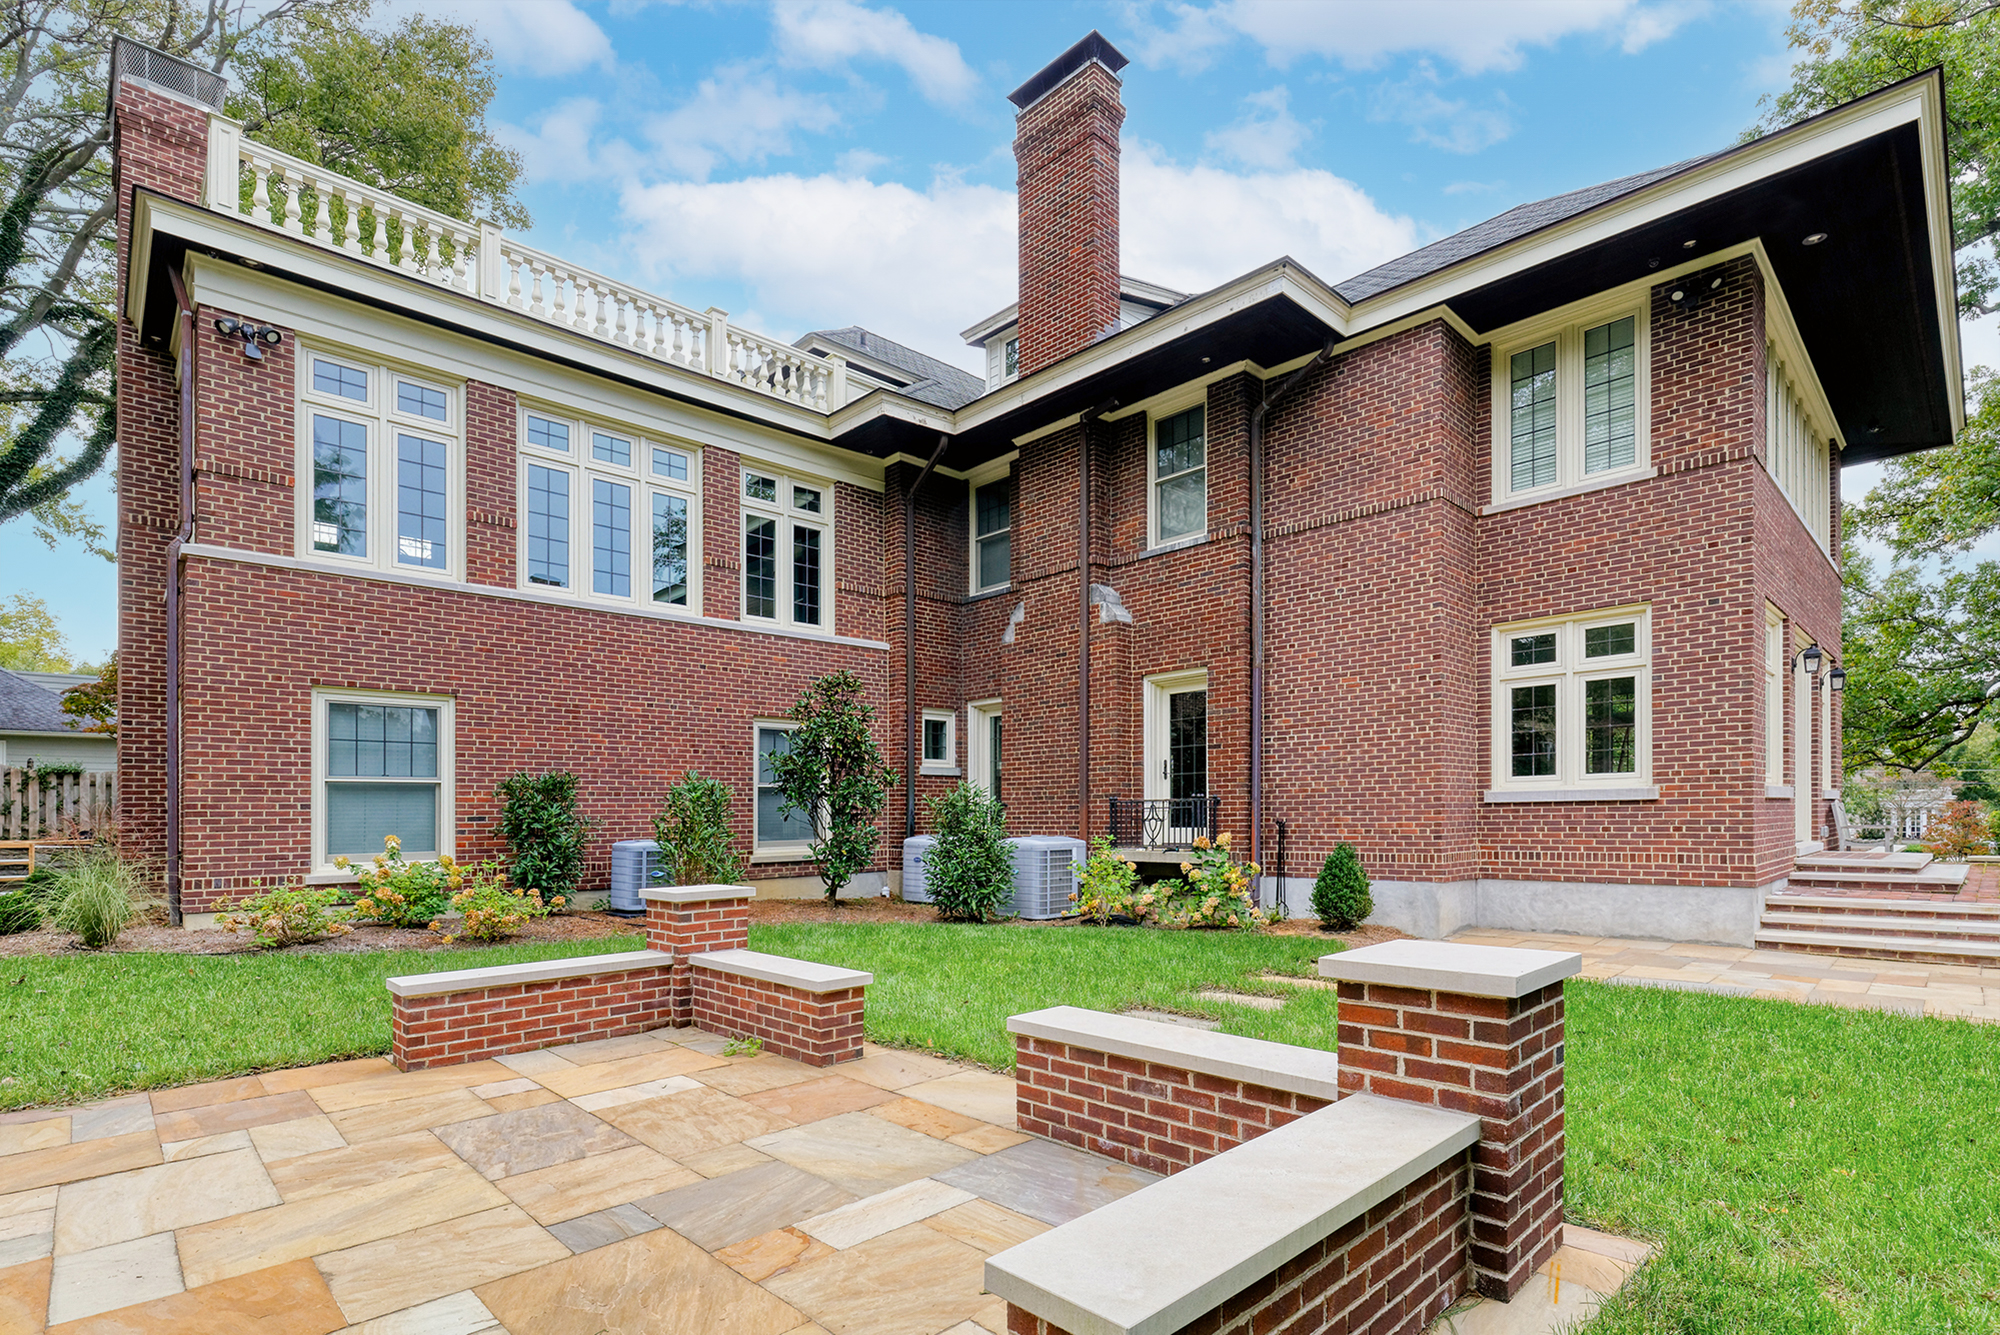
[0,669,78,734]
[798,327,986,410]
[961,275,1191,345]
[1334,155,1721,304]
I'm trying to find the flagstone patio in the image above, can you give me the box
[0,1030,1160,1335]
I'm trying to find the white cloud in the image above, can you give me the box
[1204,86,1310,170]
[1130,0,1702,75]
[1370,69,1513,154]
[835,147,892,178]
[410,0,614,77]
[644,64,839,180]
[771,0,979,106]
[1443,179,1506,195]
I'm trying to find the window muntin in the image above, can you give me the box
[527,414,571,453]
[652,447,688,482]
[1494,307,1648,502]
[526,465,570,588]
[311,415,368,555]
[315,691,451,872]
[1152,405,1207,545]
[1492,609,1650,791]
[397,381,448,422]
[314,358,368,403]
[755,723,814,854]
[742,467,831,631]
[592,431,631,467]
[299,351,459,577]
[592,479,632,597]
[395,434,449,570]
[651,493,689,605]
[973,478,1011,592]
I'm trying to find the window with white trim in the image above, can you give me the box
[517,406,699,610]
[754,721,814,857]
[298,351,462,578]
[743,468,830,630]
[921,709,956,774]
[1150,405,1206,546]
[312,689,453,872]
[1765,609,1786,787]
[1491,608,1650,793]
[972,476,1011,593]
[1492,307,1649,502]
[1766,351,1832,553]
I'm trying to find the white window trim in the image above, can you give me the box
[1764,608,1786,790]
[741,465,834,632]
[920,708,959,776]
[1488,606,1652,797]
[309,687,455,875]
[515,401,702,613]
[969,468,1012,595]
[1794,630,1815,848]
[968,698,1001,798]
[752,719,814,862]
[1142,669,1209,803]
[1765,349,1833,554]
[1489,297,1651,506]
[1147,395,1209,550]
[296,346,466,583]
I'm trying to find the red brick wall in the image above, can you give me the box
[390,960,676,1070]
[645,894,750,1025]
[691,970,865,1066]
[1014,61,1123,377]
[1013,1034,1331,1177]
[1006,1154,1468,1335]
[1334,980,1565,1300]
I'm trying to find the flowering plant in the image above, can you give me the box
[1070,837,1158,924]
[337,835,460,927]
[1155,833,1266,931]
[217,883,352,948]
[433,860,560,944]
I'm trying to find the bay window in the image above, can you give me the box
[1489,607,1653,798]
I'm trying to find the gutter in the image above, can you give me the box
[164,263,196,926]
[904,434,948,837]
[1249,340,1336,874]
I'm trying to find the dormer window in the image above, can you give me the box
[1004,337,1019,379]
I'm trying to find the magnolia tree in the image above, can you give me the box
[767,671,898,905]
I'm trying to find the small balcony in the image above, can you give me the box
[1106,796,1221,852]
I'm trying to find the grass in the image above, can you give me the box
[6,921,1995,1331]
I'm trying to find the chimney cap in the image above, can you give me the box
[1007,30,1129,111]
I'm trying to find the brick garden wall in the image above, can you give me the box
[1013,1034,1331,1178]
[691,969,866,1067]
[390,959,675,1070]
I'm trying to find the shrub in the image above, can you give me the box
[1155,833,1264,930]
[49,849,136,948]
[495,771,592,902]
[338,835,460,927]
[1312,844,1372,931]
[654,771,744,886]
[0,889,38,935]
[216,884,352,948]
[766,671,898,903]
[924,783,1013,922]
[435,863,550,943]
[1072,837,1154,924]
[1923,800,1992,862]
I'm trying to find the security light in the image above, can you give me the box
[213,318,283,362]
[1802,232,1828,246]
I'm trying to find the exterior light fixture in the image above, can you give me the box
[1800,643,1823,675]
[1682,239,1698,249]
[1802,232,1828,246]
[214,317,284,362]
[1668,273,1726,310]
[1828,665,1846,692]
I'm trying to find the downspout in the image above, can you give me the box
[904,434,949,837]
[164,264,196,926]
[1077,408,1100,842]
[1249,339,1337,874]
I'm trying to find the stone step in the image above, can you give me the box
[1766,893,2000,918]
[1753,927,2000,967]
[1759,911,2000,942]
[1787,870,1970,894]
[1795,851,1933,872]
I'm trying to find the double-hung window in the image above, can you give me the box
[754,721,815,858]
[299,351,462,579]
[972,476,1011,593]
[1493,306,1648,503]
[313,689,453,872]
[921,709,957,775]
[518,406,699,611]
[743,468,831,630]
[1490,608,1651,796]
[1150,405,1206,546]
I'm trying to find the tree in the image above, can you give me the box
[59,652,115,733]
[0,591,76,670]
[766,671,898,904]
[1839,548,2000,770]
[494,770,591,901]
[653,771,743,887]
[923,783,1012,922]
[0,1,528,552]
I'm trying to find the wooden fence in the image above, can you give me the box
[0,766,116,840]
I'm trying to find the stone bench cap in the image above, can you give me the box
[385,950,672,998]
[1006,1006,1341,1103]
[639,883,757,904]
[986,1094,1480,1335]
[689,948,872,994]
[1317,939,1582,998]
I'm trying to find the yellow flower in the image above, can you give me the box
[333,855,350,870]
[1193,836,1211,850]
[384,835,402,850]
[1180,862,1193,873]
[1216,832,1232,849]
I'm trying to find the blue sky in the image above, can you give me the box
[6,0,1995,665]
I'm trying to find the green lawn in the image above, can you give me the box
[6,922,1995,1332]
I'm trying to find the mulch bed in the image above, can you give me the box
[0,908,642,958]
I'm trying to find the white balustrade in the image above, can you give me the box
[210,118,836,410]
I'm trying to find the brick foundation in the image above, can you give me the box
[1006,1155,1467,1335]
[691,967,866,1067]
[389,954,674,1070]
[1014,1035,1331,1177]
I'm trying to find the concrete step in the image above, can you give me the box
[1759,911,2000,942]
[1754,927,2000,967]
[1788,867,1970,892]
[1795,851,1933,872]
[1766,893,2000,918]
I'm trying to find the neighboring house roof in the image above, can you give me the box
[797,327,987,411]
[1334,155,1722,304]
[12,670,97,694]
[0,668,78,735]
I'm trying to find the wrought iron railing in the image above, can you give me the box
[1107,796,1221,851]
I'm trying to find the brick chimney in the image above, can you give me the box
[1010,31,1128,378]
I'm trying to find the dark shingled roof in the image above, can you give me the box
[801,327,987,410]
[0,668,75,734]
[1335,154,1721,304]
